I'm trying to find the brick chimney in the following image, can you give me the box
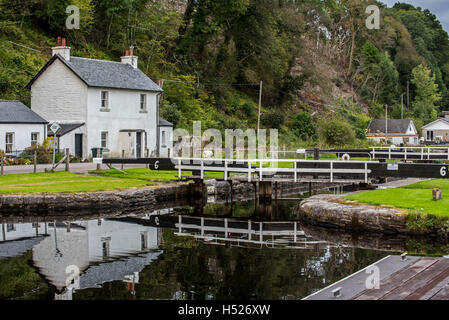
[52,37,71,61]
[121,46,138,69]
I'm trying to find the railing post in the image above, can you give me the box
[201,159,204,179]
[248,161,252,182]
[330,161,334,183]
[121,150,125,170]
[248,220,252,241]
[224,159,228,181]
[260,161,263,182]
[65,148,70,172]
[178,158,181,178]
[33,150,37,174]
[1,154,3,175]
[294,161,297,182]
[365,163,368,183]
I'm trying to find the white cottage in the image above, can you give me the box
[26,38,168,159]
[422,112,449,143]
[0,100,47,156]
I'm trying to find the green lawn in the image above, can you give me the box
[0,171,155,194]
[346,180,449,217]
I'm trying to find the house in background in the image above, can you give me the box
[422,112,449,143]
[366,119,419,145]
[0,100,48,156]
[26,37,165,159]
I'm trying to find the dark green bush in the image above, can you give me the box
[160,103,181,127]
[261,111,285,129]
[321,120,356,146]
[20,144,51,164]
[292,112,317,141]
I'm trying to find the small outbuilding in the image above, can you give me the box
[158,118,174,158]
[0,100,48,156]
[366,119,419,145]
[422,112,449,143]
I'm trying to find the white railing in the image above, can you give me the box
[174,158,374,183]
[371,147,449,160]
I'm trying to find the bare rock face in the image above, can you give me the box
[433,189,443,201]
[298,194,409,234]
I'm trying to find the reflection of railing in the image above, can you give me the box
[175,216,326,248]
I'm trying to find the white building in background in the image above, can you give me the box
[0,100,47,156]
[26,37,173,159]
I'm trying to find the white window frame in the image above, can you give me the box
[31,132,39,146]
[5,132,14,153]
[161,130,166,146]
[101,91,109,109]
[101,131,108,149]
[140,94,147,111]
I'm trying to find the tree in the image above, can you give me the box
[411,64,441,120]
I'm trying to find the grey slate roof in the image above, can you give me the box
[159,118,174,127]
[0,100,48,124]
[79,251,163,290]
[367,119,415,134]
[0,236,47,259]
[26,55,163,92]
[47,123,84,137]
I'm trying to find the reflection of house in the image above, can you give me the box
[27,37,166,159]
[0,100,48,156]
[366,119,419,145]
[422,112,449,142]
[30,220,161,292]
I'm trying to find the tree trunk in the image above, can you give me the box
[347,22,355,77]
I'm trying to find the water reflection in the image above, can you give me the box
[0,196,446,300]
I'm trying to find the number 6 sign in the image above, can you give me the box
[441,166,447,177]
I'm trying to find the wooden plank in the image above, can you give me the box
[354,258,438,300]
[430,284,449,300]
[403,260,449,300]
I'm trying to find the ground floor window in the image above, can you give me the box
[5,133,14,153]
[101,132,108,149]
[31,132,39,146]
[427,131,434,141]
[161,131,166,146]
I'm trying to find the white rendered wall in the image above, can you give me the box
[0,123,46,153]
[86,88,159,158]
[159,126,173,158]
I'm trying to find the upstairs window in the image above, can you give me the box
[140,94,147,111]
[101,91,109,109]
[31,132,39,146]
[5,133,14,153]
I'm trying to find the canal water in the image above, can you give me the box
[0,195,440,300]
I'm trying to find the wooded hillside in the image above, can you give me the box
[1,0,448,147]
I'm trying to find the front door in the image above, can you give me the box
[75,134,83,158]
[136,132,142,158]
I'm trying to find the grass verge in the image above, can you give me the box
[0,171,155,194]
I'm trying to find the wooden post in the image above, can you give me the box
[121,150,125,170]
[65,148,70,172]
[34,150,37,173]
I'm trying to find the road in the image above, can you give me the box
[0,163,148,175]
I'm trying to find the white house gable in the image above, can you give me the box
[30,58,88,123]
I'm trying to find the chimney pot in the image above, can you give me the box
[129,47,133,56]
[62,38,66,46]
[57,37,61,46]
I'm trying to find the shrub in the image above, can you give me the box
[355,128,366,140]
[321,120,356,146]
[261,111,285,129]
[160,103,181,127]
[242,102,254,117]
[292,112,317,141]
[20,144,51,164]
